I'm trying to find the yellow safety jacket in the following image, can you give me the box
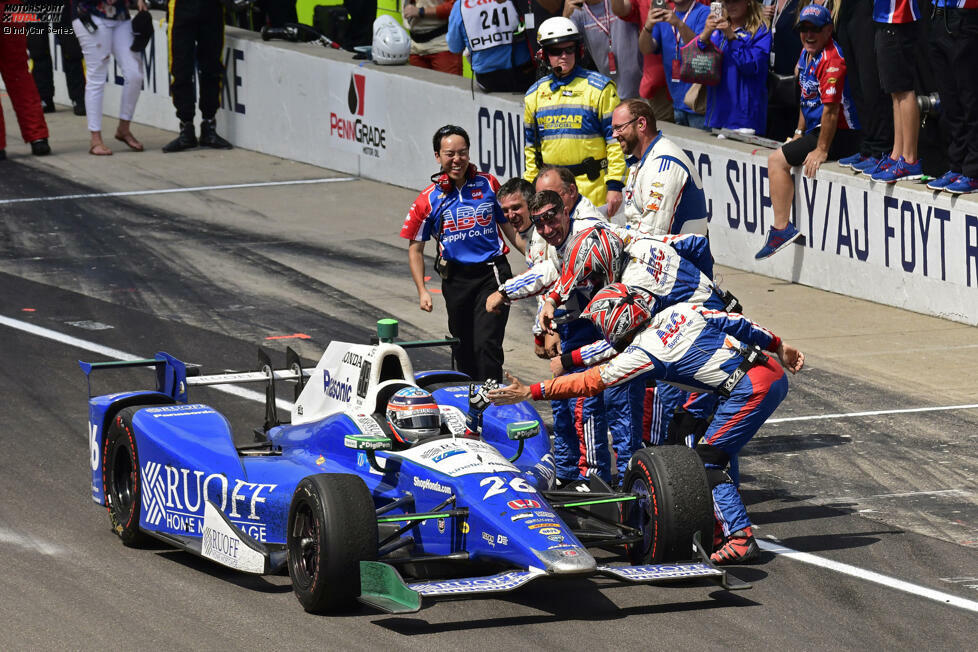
[523,67,626,208]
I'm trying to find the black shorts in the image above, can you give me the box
[782,127,861,167]
[874,21,919,94]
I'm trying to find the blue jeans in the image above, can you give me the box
[674,109,706,130]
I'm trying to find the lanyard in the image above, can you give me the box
[583,0,613,40]
[583,0,618,74]
[673,6,693,47]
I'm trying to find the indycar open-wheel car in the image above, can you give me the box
[80,319,748,615]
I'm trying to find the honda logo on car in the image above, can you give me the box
[507,499,540,510]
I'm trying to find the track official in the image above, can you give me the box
[163,0,232,152]
[524,17,626,215]
[401,125,522,382]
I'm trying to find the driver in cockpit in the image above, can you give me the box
[385,380,498,447]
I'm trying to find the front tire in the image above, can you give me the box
[287,474,377,614]
[623,446,714,563]
[103,407,147,546]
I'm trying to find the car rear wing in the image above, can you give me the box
[79,348,310,417]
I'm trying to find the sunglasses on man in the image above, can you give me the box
[545,44,577,57]
[530,205,562,228]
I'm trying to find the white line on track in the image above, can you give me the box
[5,313,978,610]
[759,538,978,613]
[815,489,971,503]
[0,315,294,411]
[0,526,66,556]
[0,177,357,205]
[768,403,978,424]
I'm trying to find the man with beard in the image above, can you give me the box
[613,98,708,236]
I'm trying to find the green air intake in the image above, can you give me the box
[377,318,398,343]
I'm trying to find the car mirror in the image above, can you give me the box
[344,434,392,451]
[506,420,540,441]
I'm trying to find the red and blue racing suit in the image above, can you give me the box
[532,303,789,537]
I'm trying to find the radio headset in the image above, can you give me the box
[429,164,477,278]
[433,163,477,193]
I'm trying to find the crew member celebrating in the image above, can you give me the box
[490,284,804,564]
[401,125,521,383]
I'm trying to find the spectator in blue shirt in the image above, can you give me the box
[641,0,710,128]
[696,0,772,135]
[447,0,535,93]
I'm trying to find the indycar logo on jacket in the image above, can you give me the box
[141,461,277,542]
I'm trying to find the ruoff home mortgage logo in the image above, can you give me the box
[331,72,387,158]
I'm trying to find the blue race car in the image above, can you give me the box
[81,321,744,614]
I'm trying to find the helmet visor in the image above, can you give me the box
[392,408,440,432]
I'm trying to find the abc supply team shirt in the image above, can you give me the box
[798,40,860,133]
[531,303,782,400]
[400,171,509,265]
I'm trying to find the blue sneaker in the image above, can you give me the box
[838,152,866,169]
[927,171,961,191]
[872,156,923,183]
[852,156,880,173]
[755,223,802,260]
[945,175,978,195]
[862,156,897,176]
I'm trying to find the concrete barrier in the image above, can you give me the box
[19,16,978,325]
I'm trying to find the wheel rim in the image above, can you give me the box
[627,476,657,559]
[110,443,135,516]
[293,501,321,586]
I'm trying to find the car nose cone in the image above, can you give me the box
[534,547,597,575]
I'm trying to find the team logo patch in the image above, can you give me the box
[508,499,541,510]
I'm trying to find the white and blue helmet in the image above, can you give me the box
[386,387,441,445]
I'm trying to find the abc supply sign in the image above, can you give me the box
[330,71,388,159]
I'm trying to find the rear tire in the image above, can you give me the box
[103,407,147,546]
[287,474,377,613]
[623,446,714,563]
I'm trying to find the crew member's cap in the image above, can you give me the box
[795,4,832,29]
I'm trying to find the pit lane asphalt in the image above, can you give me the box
[1,107,977,648]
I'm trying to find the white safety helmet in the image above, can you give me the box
[537,16,582,48]
[372,15,410,65]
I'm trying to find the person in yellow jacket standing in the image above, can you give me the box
[523,17,626,217]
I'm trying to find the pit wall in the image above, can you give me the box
[24,18,978,325]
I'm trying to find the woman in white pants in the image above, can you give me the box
[72,0,147,155]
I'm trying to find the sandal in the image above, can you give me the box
[114,132,144,152]
[89,143,113,156]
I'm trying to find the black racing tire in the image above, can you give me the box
[103,407,148,546]
[286,474,378,614]
[622,445,714,564]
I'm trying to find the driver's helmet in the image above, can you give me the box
[386,387,441,446]
[581,283,653,350]
[561,227,626,293]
